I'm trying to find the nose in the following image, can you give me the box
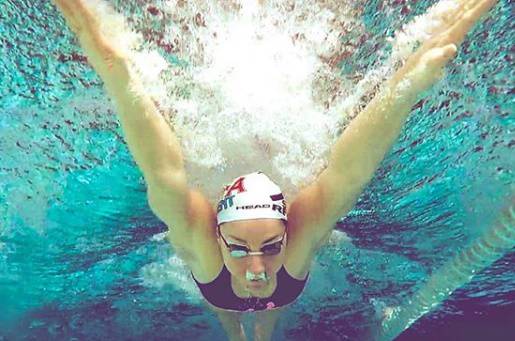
[247,254,266,277]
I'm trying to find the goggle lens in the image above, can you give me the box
[229,241,283,258]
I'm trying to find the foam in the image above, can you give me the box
[83,0,458,202]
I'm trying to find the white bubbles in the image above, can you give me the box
[90,0,142,54]
[80,0,456,204]
[139,253,202,303]
[154,1,360,201]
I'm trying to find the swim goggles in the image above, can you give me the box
[218,228,286,258]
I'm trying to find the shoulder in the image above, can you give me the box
[154,187,224,283]
[282,181,336,279]
[285,168,363,264]
[283,219,319,281]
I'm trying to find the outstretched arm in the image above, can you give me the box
[53,0,184,182]
[290,0,498,248]
[52,1,210,239]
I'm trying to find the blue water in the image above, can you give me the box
[1,0,514,340]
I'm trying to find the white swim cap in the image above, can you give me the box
[216,172,287,226]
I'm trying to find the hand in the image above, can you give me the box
[52,0,95,37]
[52,0,128,79]
[391,0,497,97]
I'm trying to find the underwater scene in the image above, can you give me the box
[0,0,513,340]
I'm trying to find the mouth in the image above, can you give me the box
[247,280,266,288]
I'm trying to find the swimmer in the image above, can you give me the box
[52,1,498,340]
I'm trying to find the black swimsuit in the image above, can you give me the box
[192,265,309,312]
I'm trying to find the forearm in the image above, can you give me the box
[329,81,418,181]
[110,81,186,181]
[54,0,185,181]
[95,56,185,183]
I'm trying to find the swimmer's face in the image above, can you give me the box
[217,219,287,293]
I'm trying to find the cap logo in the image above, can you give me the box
[224,176,246,197]
[217,195,235,213]
[270,193,284,201]
[236,204,271,210]
[272,203,285,215]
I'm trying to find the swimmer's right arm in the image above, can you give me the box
[52,0,184,183]
[52,1,201,234]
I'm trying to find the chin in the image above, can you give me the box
[246,280,268,290]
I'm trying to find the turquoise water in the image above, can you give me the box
[0,1,514,340]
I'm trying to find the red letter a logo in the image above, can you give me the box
[224,177,246,197]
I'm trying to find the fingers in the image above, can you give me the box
[403,43,457,92]
[391,43,454,87]
[421,43,458,71]
[390,0,494,90]
[403,0,475,66]
[439,0,472,25]
[440,0,497,47]
[53,0,127,73]
[436,0,481,31]
[434,44,458,66]
[412,0,496,68]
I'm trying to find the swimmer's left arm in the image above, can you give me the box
[291,0,497,248]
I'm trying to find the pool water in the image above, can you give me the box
[0,0,513,340]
